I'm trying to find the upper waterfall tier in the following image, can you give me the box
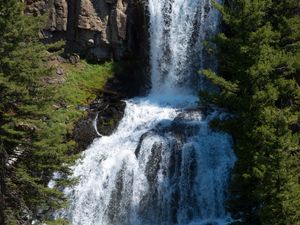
[149,0,222,94]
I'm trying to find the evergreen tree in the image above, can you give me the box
[202,0,300,224]
[0,1,77,224]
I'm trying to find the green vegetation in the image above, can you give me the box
[0,1,115,224]
[48,60,114,136]
[58,60,114,106]
[201,0,300,224]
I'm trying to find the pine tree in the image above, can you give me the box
[0,1,77,224]
[202,0,300,224]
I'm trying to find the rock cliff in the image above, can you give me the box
[25,0,147,62]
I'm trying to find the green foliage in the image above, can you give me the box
[58,60,114,106]
[45,218,70,225]
[46,40,66,53]
[0,1,115,224]
[0,1,72,223]
[202,0,300,224]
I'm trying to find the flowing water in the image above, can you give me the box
[62,0,236,224]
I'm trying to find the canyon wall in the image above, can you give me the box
[25,0,147,62]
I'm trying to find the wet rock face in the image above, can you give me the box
[24,0,147,62]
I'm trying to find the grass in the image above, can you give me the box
[59,60,114,106]
[46,59,116,135]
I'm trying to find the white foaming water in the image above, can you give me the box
[149,0,221,94]
[62,0,236,225]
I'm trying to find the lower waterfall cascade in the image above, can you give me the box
[62,0,237,224]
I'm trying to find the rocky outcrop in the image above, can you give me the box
[73,96,126,151]
[73,112,100,151]
[24,0,67,31]
[25,0,148,62]
[48,0,68,32]
[67,0,147,62]
[25,0,149,88]
[24,0,49,16]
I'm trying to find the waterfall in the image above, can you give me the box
[149,0,221,94]
[62,0,236,224]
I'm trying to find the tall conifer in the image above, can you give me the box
[202,0,300,224]
[0,1,76,223]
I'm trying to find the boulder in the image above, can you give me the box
[73,113,100,151]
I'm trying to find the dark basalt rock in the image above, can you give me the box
[73,111,99,151]
[96,99,126,136]
[72,94,126,151]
